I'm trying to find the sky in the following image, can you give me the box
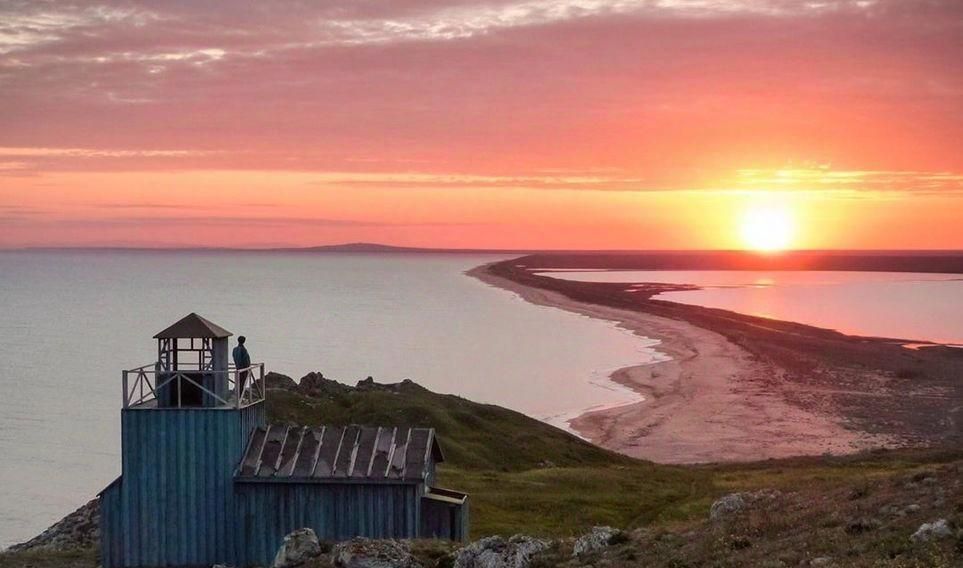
[0,0,961,250]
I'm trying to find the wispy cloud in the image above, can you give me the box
[733,167,963,195]
[1,213,484,229]
[0,147,208,158]
[0,0,960,197]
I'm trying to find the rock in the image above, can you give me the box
[9,498,100,552]
[453,535,550,568]
[810,557,833,566]
[910,519,952,543]
[265,372,298,391]
[709,493,746,521]
[273,528,322,568]
[904,504,921,514]
[355,378,427,394]
[572,526,619,557]
[333,538,420,568]
[296,372,356,397]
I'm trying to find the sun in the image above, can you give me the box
[739,204,795,252]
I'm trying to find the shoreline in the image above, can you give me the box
[468,264,889,463]
[468,259,962,464]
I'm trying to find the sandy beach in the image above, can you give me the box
[469,256,963,464]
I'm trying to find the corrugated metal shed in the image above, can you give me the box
[235,481,421,566]
[153,312,233,339]
[235,425,442,482]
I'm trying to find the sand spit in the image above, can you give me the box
[469,263,900,464]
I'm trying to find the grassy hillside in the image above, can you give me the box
[3,375,960,567]
[265,376,963,556]
[266,376,631,471]
[267,375,716,536]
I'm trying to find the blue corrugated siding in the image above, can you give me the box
[100,480,124,568]
[108,402,265,567]
[235,482,420,567]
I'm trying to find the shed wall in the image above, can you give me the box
[419,496,469,542]
[100,480,124,568]
[235,482,421,567]
[113,402,265,567]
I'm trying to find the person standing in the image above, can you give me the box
[232,335,251,395]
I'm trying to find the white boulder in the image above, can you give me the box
[273,528,322,568]
[911,519,952,543]
[572,526,620,556]
[709,493,746,521]
[453,535,550,568]
[333,538,420,568]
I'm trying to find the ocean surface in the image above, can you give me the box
[537,269,963,343]
[0,251,664,548]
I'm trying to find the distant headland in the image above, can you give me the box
[10,244,963,273]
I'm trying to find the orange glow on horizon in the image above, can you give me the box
[0,171,961,250]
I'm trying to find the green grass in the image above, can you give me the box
[265,382,963,542]
[0,549,96,568]
[4,380,959,567]
[267,383,630,472]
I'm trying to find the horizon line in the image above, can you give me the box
[3,243,963,255]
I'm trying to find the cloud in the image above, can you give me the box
[305,168,963,194]
[1,213,484,228]
[0,0,880,57]
[0,146,205,158]
[729,168,963,195]
[0,147,216,176]
[0,0,960,193]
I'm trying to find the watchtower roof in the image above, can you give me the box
[153,313,233,339]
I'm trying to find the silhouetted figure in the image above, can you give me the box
[233,336,251,395]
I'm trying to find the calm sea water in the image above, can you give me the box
[0,251,665,547]
[537,270,963,343]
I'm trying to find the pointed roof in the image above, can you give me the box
[153,313,233,339]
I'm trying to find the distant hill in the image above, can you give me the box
[294,242,434,253]
[292,243,475,253]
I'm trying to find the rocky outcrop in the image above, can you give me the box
[297,372,354,397]
[355,378,426,394]
[8,499,99,552]
[272,528,322,568]
[292,373,427,399]
[910,519,952,543]
[572,526,619,557]
[333,538,421,568]
[709,490,782,522]
[709,494,746,521]
[265,371,298,391]
[453,535,550,568]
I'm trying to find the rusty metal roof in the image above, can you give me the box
[235,425,443,482]
[153,313,233,339]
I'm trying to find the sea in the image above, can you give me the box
[536,269,963,344]
[0,251,659,547]
[3,254,962,547]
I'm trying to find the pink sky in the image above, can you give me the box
[1,0,961,249]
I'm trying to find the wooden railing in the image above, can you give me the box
[122,363,265,409]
